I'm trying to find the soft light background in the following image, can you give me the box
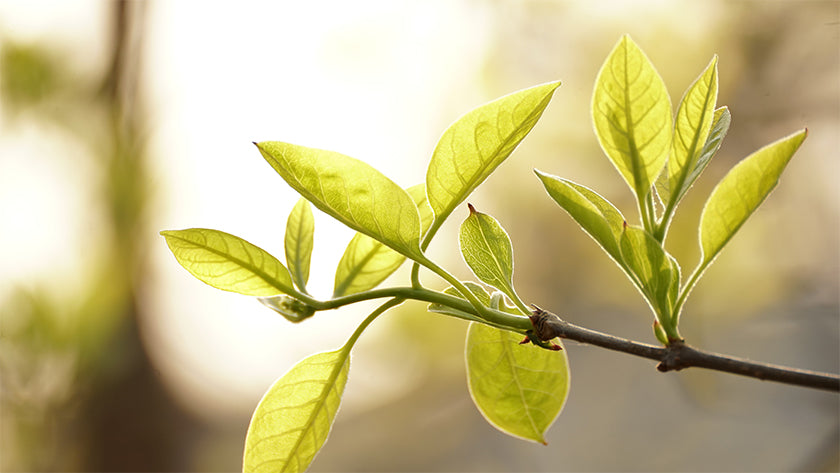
[1,1,837,471]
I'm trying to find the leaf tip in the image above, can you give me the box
[467,203,477,214]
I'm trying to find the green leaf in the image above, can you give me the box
[161,228,294,296]
[332,184,434,297]
[619,225,680,325]
[667,57,719,205]
[592,35,672,198]
[465,322,570,444]
[459,205,522,308]
[285,198,314,292]
[425,81,560,241]
[698,129,807,269]
[535,171,626,264]
[655,106,730,208]
[257,295,317,323]
[243,348,349,473]
[256,142,423,260]
[683,106,731,200]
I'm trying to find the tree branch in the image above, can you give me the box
[529,306,840,392]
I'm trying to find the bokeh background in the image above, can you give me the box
[1,1,838,471]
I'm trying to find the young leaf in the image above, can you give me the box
[243,298,398,473]
[285,198,314,292]
[161,228,294,296]
[668,57,719,206]
[592,35,672,198]
[257,295,317,323]
[619,225,680,326]
[243,348,349,473]
[459,204,522,308]
[682,106,731,201]
[333,184,434,297]
[655,106,731,207]
[465,322,570,445]
[425,81,560,241]
[698,129,807,271]
[535,171,626,264]
[255,142,423,261]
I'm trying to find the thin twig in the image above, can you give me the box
[529,306,840,392]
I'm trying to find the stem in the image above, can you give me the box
[654,192,679,242]
[533,308,839,392]
[297,285,532,332]
[672,261,708,326]
[418,257,499,321]
[343,298,404,349]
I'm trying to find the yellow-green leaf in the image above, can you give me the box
[535,170,626,265]
[243,348,349,473]
[465,322,570,444]
[592,35,672,198]
[332,184,434,297]
[668,56,719,206]
[256,142,423,260]
[285,198,314,292]
[656,106,730,206]
[459,205,521,307]
[425,81,560,241]
[257,295,317,323]
[699,129,807,268]
[161,228,294,296]
[619,225,680,325]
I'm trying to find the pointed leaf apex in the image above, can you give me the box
[467,203,477,214]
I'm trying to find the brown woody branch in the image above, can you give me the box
[528,306,839,392]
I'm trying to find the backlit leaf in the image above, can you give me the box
[668,57,719,206]
[285,198,314,292]
[243,348,349,473]
[425,82,560,240]
[698,129,807,269]
[161,228,294,296]
[592,35,671,198]
[465,322,570,444]
[257,295,317,323]
[333,184,434,297]
[535,171,626,265]
[459,205,521,306]
[683,106,731,201]
[619,225,680,323]
[256,142,423,260]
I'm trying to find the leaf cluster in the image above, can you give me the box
[161,35,806,472]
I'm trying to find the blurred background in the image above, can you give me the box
[0,1,837,471]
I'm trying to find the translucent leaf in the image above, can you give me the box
[425,81,560,239]
[592,35,672,198]
[256,142,423,260]
[465,322,570,444]
[285,198,314,292]
[535,171,626,264]
[655,107,730,206]
[459,205,521,306]
[161,228,294,296]
[243,348,349,473]
[619,225,680,323]
[668,57,719,205]
[699,129,807,268]
[257,295,317,323]
[682,106,731,201]
[332,184,434,297]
